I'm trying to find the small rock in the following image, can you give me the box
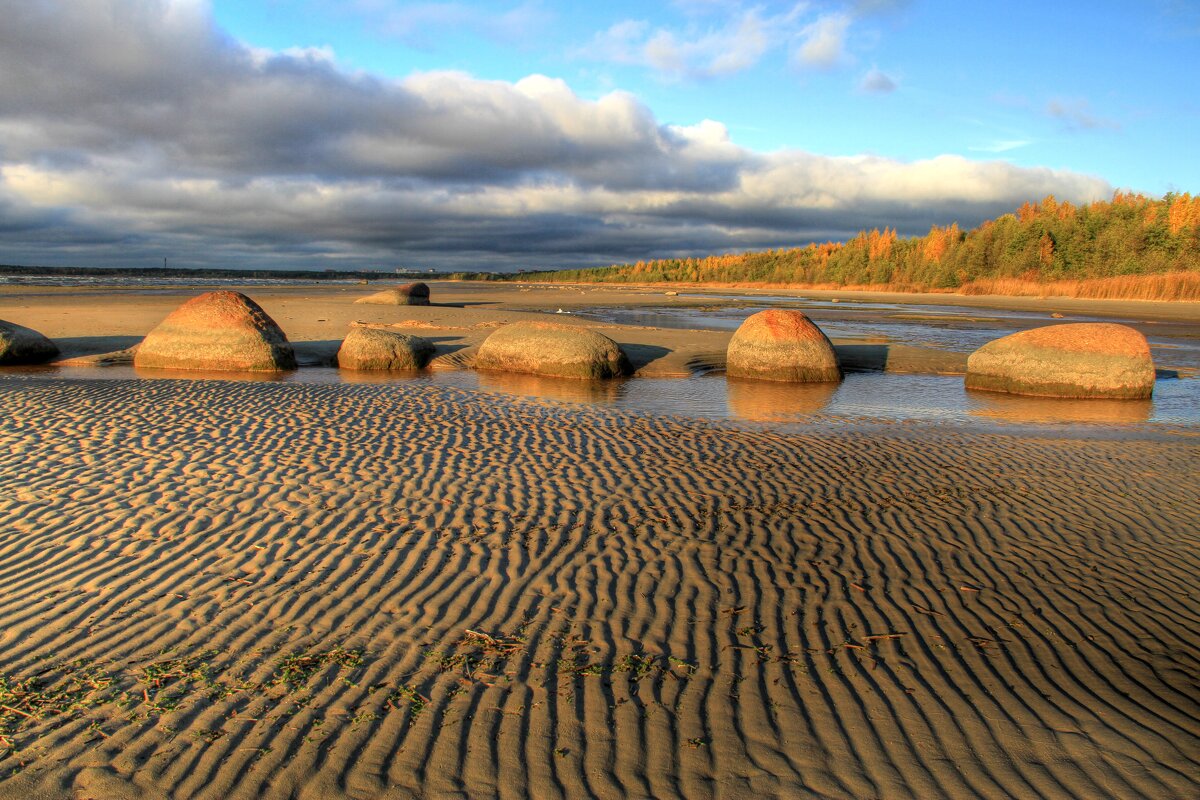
[354,283,431,306]
[336,327,434,371]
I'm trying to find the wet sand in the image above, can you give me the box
[0,282,1198,799]
[0,377,1196,799]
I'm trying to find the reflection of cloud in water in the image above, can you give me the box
[476,371,624,405]
[727,378,839,421]
[966,389,1152,425]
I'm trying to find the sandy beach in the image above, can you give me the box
[2,281,1197,378]
[0,282,1197,799]
[5,1,1199,796]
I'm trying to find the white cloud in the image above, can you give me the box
[858,67,897,93]
[795,13,852,69]
[583,3,822,81]
[584,3,909,82]
[248,44,338,68]
[1046,98,1121,131]
[586,8,782,81]
[968,139,1032,154]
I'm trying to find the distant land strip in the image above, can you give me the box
[0,265,439,282]
[481,192,1200,301]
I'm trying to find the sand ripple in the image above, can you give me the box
[0,377,1196,799]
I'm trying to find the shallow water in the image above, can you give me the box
[579,299,1200,373]
[5,365,1195,430]
[339,370,1200,428]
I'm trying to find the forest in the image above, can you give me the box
[502,192,1200,300]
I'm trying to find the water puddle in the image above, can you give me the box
[4,365,1195,430]
[578,300,1200,373]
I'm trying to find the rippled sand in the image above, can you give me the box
[0,377,1196,799]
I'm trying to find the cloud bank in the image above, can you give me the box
[0,0,1112,271]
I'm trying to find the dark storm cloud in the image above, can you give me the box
[0,0,1112,271]
[0,2,726,188]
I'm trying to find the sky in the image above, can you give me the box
[1,1,1196,272]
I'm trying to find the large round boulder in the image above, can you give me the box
[134,291,296,372]
[354,283,431,306]
[726,309,841,382]
[0,320,59,365]
[474,321,629,379]
[337,326,435,371]
[966,323,1155,399]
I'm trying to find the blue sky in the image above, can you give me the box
[210,0,1198,193]
[0,1,1196,270]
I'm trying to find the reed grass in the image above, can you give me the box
[958,272,1200,301]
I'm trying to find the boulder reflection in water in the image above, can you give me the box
[132,366,287,383]
[726,377,839,422]
[337,368,426,385]
[966,389,1152,425]
[476,371,625,405]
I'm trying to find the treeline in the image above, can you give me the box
[511,192,1200,300]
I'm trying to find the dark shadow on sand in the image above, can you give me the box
[834,343,969,375]
[51,335,143,359]
[425,336,469,354]
[834,343,890,372]
[292,340,342,366]
[618,343,672,373]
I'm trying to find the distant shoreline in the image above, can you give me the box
[6,264,1200,306]
[0,263,445,282]
[498,279,1200,317]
